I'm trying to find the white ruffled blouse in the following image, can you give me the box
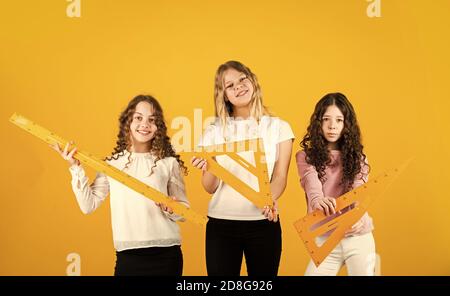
[69,151,189,251]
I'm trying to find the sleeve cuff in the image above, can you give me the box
[69,164,85,178]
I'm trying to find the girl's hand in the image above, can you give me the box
[312,196,336,216]
[191,156,208,171]
[345,218,365,237]
[50,141,80,167]
[155,196,178,215]
[262,200,279,223]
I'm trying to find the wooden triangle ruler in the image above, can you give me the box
[293,159,411,266]
[10,113,208,226]
[188,138,273,209]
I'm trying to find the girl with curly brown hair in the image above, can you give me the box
[296,92,375,276]
[51,95,189,276]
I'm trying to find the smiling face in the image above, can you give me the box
[321,104,344,149]
[223,68,254,113]
[129,101,157,152]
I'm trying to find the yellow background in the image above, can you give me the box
[1,0,449,275]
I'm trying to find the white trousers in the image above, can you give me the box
[304,232,376,276]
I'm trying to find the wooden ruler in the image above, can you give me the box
[293,159,411,266]
[189,138,273,208]
[10,113,208,226]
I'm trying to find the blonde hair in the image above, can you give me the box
[214,61,270,130]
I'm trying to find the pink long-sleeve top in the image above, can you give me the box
[296,150,374,237]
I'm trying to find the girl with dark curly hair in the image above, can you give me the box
[51,94,189,276]
[296,92,375,276]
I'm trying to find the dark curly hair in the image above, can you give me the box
[300,93,369,190]
[105,95,187,176]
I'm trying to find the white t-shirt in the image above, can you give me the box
[199,116,295,220]
[69,152,189,251]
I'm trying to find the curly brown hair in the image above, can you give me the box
[300,93,369,190]
[105,95,187,176]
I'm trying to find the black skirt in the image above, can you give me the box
[114,245,183,276]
